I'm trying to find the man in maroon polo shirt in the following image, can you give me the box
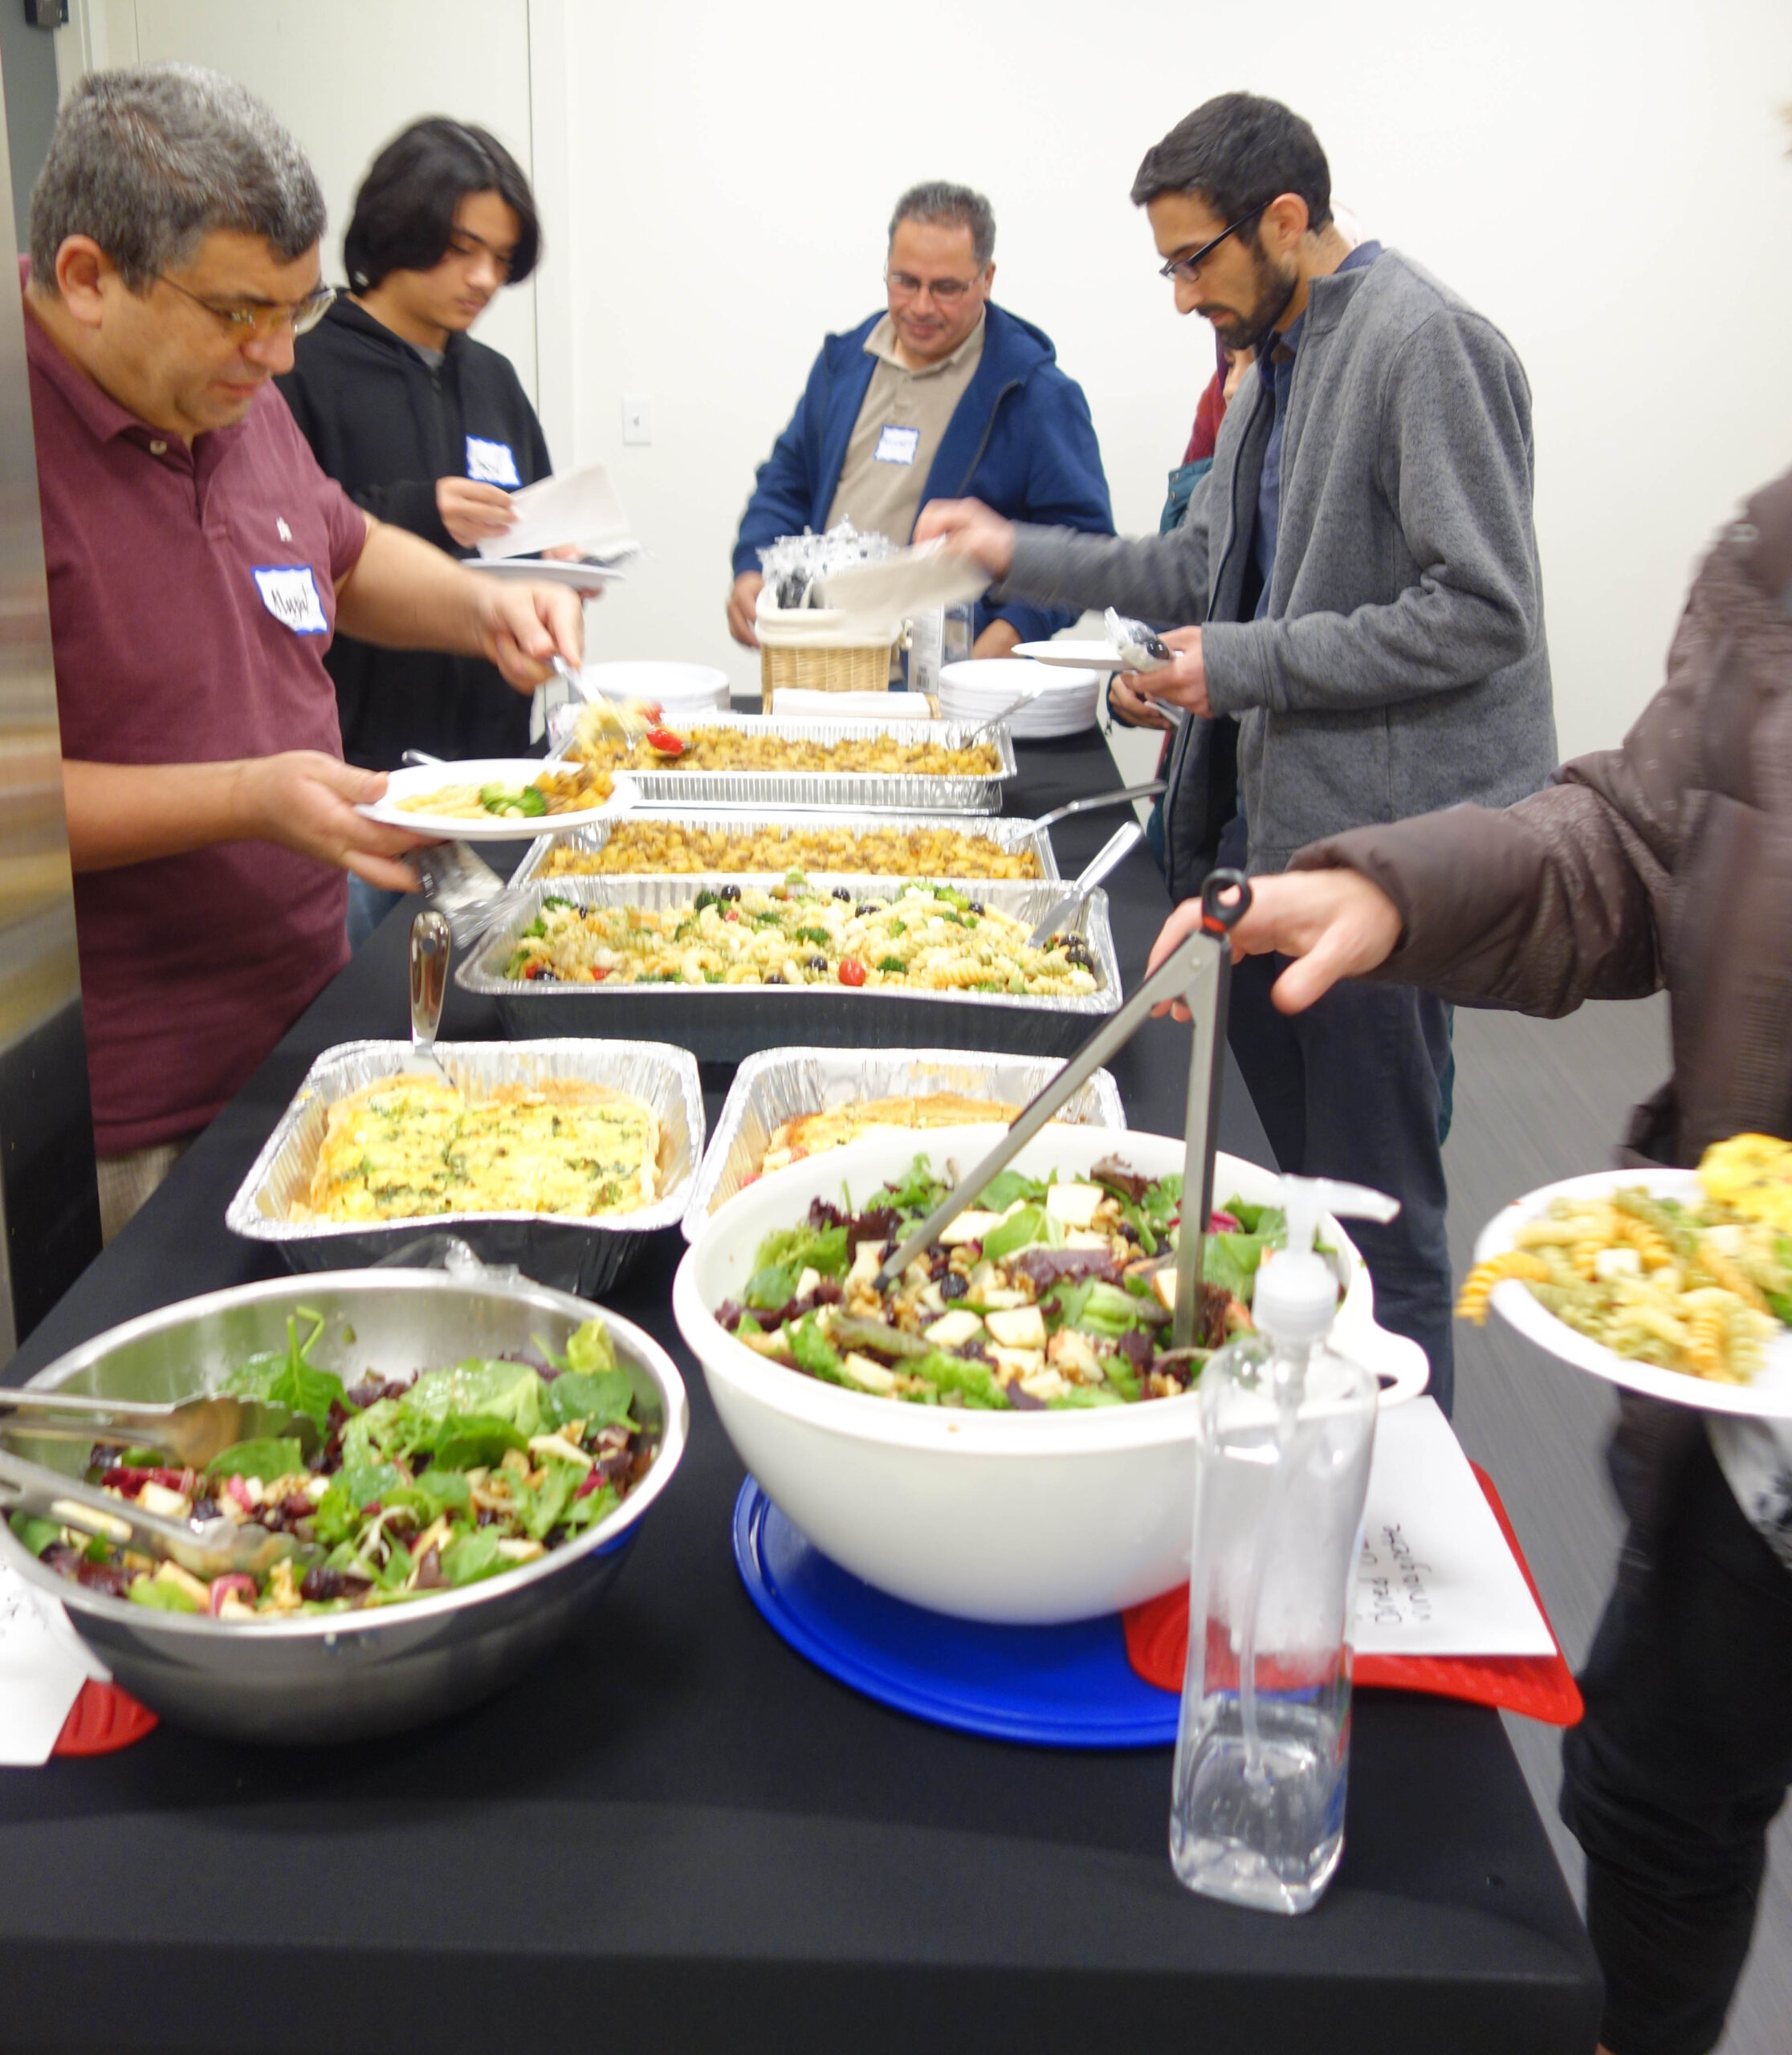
[24,66,584,1239]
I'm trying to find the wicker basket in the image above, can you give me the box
[759,639,898,702]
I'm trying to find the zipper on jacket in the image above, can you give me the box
[953,378,1020,495]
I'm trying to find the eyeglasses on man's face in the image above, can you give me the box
[885,269,982,305]
[156,273,336,338]
[1157,205,1266,284]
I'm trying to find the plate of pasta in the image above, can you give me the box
[1460,1137,1792,1417]
[360,759,635,840]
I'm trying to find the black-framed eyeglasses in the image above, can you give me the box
[1157,205,1266,283]
[885,269,981,305]
[155,273,336,338]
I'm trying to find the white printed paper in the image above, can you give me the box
[1353,1398,1557,1658]
[0,1563,91,1766]
[476,462,640,565]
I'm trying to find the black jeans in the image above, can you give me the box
[1226,952,1456,1411]
[1561,1431,1792,2055]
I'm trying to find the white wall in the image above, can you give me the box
[545,0,1792,755]
[63,0,540,405]
[52,1,1792,760]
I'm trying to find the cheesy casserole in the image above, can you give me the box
[301,1076,660,1222]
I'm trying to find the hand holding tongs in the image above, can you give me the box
[0,1443,323,1580]
[875,869,1252,1352]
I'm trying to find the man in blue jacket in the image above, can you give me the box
[727,181,1112,657]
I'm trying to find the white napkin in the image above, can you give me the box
[770,690,935,721]
[817,539,990,620]
[1353,1398,1556,1657]
[0,1561,102,1766]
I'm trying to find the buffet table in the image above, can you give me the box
[0,728,1602,2055]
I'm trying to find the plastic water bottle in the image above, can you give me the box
[1169,1175,1395,1914]
[906,607,943,697]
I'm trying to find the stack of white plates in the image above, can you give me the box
[938,657,1101,739]
[581,660,733,721]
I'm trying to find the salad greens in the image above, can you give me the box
[715,1154,1296,1411]
[12,1314,654,1621]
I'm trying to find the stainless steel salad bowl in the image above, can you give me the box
[0,1271,688,1744]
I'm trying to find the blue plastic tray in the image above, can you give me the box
[731,1477,1179,1749]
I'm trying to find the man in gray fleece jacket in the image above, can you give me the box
[919,94,1557,1406]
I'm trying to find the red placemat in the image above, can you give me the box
[51,1681,157,1756]
[1121,1463,1582,1727]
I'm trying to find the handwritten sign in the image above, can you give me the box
[0,1561,93,1765]
[1352,1398,1556,1658]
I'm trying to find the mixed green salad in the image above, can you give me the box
[712,1154,1299,1409]
[9,1312,654,1619]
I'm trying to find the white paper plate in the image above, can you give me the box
[1013,639,1126,671]
[1472,1166,1792,1418]
[468,557,625,593]
[360,760,639,841]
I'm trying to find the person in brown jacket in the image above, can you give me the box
[1146,469,1792,2055]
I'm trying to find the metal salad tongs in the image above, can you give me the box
[874,868,1252,1350]
[0,1445,322,1578]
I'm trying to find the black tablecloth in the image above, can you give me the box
[0,731,1601,2055]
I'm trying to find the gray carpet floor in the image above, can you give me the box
[1444,995,1792,2055]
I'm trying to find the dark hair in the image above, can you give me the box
[342,118,539,291]
[1130,92,1331,234]
[30,63,324,292]
[888,181,996,270]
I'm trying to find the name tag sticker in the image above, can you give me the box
[466,436,521,486]
[874,424,921,467]
[251,564,328,636]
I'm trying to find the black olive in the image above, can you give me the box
[941,1272,968,1300]
[765,974,786,985]
[720,884,742,901]
[968,901,985,916]
[806,954,827,971]
[832,886,852,901]
[855,901,886,917]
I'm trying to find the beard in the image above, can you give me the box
[1199,238,1299,356]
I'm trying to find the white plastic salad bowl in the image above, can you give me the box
[673,1126,1427,1625]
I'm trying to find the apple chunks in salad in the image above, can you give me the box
[712,1154,1299,1410]
[8,1311,654,1619]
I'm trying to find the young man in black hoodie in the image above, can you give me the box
[279,119,556,942]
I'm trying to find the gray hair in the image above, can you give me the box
[888,181,995,270]
[29,63,325,292]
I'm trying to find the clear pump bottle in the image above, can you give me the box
[1169,1176,1396,1914]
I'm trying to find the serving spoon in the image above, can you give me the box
[1025,821,1145,946]
[408,910,457,1089]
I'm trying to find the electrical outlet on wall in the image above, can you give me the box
[621,395,653,446]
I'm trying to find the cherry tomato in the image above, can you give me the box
[645,726,686,755]
[838,958,867,987]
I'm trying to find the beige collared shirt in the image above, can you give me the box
[825,311,986,544]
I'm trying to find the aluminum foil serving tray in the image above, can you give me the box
[457,876,1122,1063]
[562,712,1017,814]
[682,1046,1129,1235]
[511,807,1060,889]
[224,1039,705,1296]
